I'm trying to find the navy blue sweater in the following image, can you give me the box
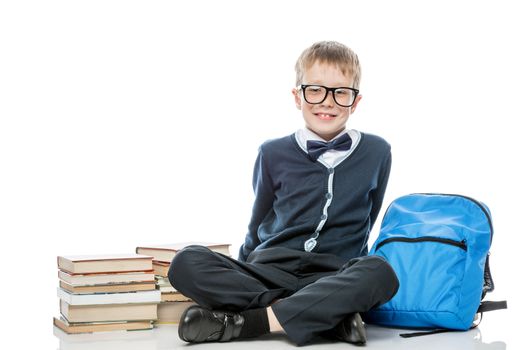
[238,132,392,262]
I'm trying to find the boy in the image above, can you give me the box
[169,41,399,346]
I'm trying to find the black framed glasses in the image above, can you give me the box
[299,84,359,107]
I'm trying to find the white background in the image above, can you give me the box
[1,0,522,348]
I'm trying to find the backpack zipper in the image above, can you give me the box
[376,236,467,251]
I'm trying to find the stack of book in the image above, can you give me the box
[135,242,231,324]
[54,254,161,334]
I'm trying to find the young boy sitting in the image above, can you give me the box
[168,40,399,346]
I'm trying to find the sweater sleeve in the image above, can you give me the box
[369,148,392,231]
[238,146,275,261]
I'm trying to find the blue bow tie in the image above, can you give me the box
[306,133,352,161]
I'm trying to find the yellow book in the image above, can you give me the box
[161,292,191,302]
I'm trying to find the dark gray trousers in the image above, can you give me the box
[168,245,399,345]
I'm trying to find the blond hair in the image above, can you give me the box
[295,41,361,89]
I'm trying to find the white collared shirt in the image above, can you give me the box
[295,128,361,167]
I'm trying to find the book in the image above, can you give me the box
[53,322,156,350]
[135,242,231,263]
[59,281,156,294]
[152,261,170,277]
[155,276,176,293]
[53,317,153,334]
[60,300,158,323]
[58,270,155,286]
[156,301,195,324]
[159,285,176,293]
[57,254,154,274]
[57,288,161,305]
[161,292,191,302]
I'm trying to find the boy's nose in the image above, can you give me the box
[321,91,336,107]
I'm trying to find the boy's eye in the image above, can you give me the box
[306,86,323,94]
[335,89,350,96]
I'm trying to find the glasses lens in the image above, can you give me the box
[303,85,327,104]
[333,88,356,107]
[303,86,356,107]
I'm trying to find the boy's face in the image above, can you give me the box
[293,61,361,141]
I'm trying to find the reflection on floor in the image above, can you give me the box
[54,323,507,350]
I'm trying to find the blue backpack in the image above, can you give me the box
[366,193,506,335]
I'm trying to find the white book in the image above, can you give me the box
[57,288,161,305]
[158,285,176,293]
[53,323,157,350]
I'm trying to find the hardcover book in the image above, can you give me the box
[156,301,195,324]
[135,242,231,263]
[161,292,191,302]
[57,254,154,274]
[53,317,153,334]
[60,300,158,323]
[59,281,156,294]
[57,288,161,305]
[58,270,155,286]
[152,261,170,277]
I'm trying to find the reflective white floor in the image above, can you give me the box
[53,321,509,350]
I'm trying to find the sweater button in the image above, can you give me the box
[321,214,327,220]
[325,193,332,200]
[328,168,334,174]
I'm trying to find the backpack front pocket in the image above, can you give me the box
[372,236,468,328]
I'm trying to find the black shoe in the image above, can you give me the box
[334,313,367,345]
[178,305,245,343]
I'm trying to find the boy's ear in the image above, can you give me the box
[292,88,302,110]
[350,95,363,113]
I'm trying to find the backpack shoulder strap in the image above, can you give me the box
[477,300,507,313]
[482,253,495,298]
[399,301,508,338]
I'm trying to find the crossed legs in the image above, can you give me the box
[168,245,398,345]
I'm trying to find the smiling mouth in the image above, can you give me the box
[315,113,336,120]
